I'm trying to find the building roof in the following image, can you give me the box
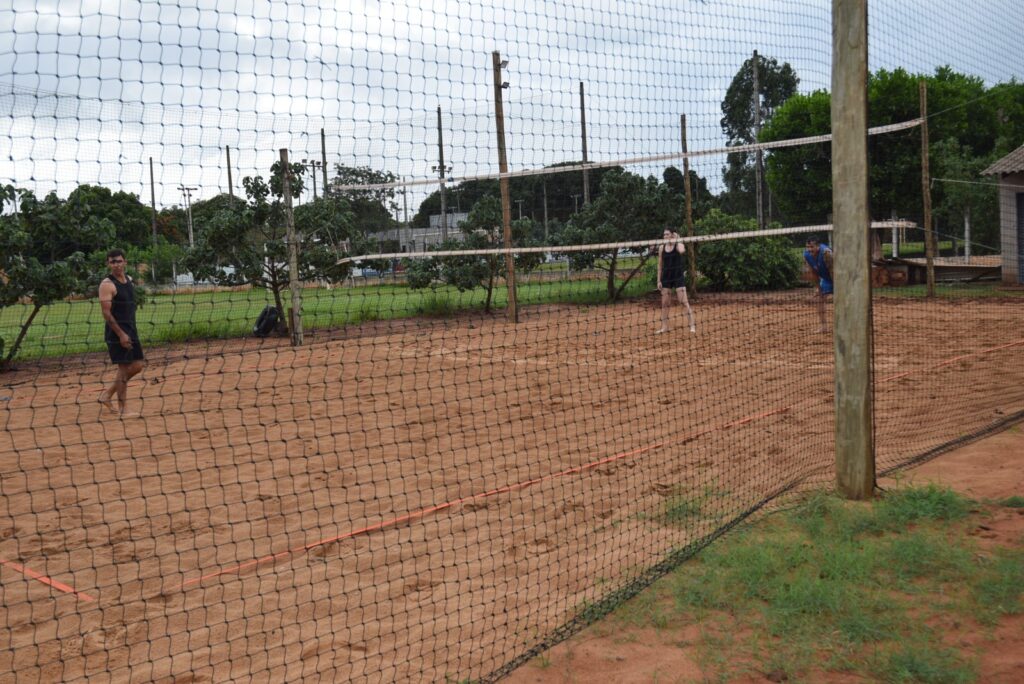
[982,143,1024,176]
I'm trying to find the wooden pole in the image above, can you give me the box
[832,0,874,500]
[279,148,303,346]
[437,106,449,241]
[680,114,697,295]
[493,51,518,324]
[580,81,590,206]
[752,50,765,231]
[226,146,234,199]
[320,127,329,198]
[920,80,936,296]
[149,157,158,283]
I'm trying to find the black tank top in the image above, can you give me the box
[661,246,684,278]
[104,275,138,343]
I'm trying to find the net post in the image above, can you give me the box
[493,51,518,324]
[580,81,590,206]
[226,145,234,199]
[919,80,936,296]
[752,50,765,231]
[680,114,698,296]
[832,0,874,500]
[280,147,304,346]
[320,127,329,198]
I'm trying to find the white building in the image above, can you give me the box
[374,212,469,253]
[982,144,1024,284]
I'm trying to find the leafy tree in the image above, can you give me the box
[932,140,999,251]
[663,166,715,221]
[183,162,353,329]
[188,193,246,244]
[329,165,399,234]
[0,186,93,368]
[64,184,152,248]
[720,54,799,217]
[558,170,676,301]
[759,90,833,225]
[695,210,800,292]
[406,196,542,312]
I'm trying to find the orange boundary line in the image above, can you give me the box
[877,338,1024,384]
[0,558,95,602]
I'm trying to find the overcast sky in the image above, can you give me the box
[1,0,1021,211]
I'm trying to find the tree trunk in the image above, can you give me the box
[485,265,495,313]
[606,254,619,301]
[613,255,650,300]
[2,302,43,370]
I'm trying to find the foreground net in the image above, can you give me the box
[3,0,1024,681]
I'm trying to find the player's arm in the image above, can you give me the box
[656,247,663,289]
[99,280,132,347]
[824,249,834,273]
[803,255,820,287]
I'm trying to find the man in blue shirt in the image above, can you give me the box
[804,237,833,333]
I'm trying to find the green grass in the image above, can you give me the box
[597,485,1023,683]
[998,495,1024,508]
[0,274,653,363]
[875,281,1024,299]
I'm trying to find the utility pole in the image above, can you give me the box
[433,106,452,241]
[832,0,873,500]
[226,146,234,199]
[280,148,303,346]
[177,184,197,247]
[493,51,518,324]
[752,50,765,231]
[680,115,697,295]
[515,198,525,220]
[572,194,581,213]
[580,81,590,206]
[149,157,158,283]
[542,179,549,242]
[320,127,329,198]
[920,80,936,296]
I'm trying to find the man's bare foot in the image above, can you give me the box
[98,394,116,414]
[655,327,669,334]
[689,325,697,333]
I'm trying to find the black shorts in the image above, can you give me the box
[108,340,144,364]
[661,273,687,289]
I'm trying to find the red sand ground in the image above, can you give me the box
[505,426,1024,684]
[0,291,1022,682]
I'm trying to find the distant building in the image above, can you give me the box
[982,144,1024,284]
[373,212,469,253]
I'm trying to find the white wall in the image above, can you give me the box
[998,171,1024,283]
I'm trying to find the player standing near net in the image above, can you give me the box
[803,237,834,333]
[656,229,697,334]
[97,249,145,416]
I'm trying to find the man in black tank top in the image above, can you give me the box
[98,249,145,416]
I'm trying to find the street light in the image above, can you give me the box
[177,185,197,247]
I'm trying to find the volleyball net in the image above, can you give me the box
[3,0,1024,681]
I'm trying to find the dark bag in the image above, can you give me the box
[253,305,280,337]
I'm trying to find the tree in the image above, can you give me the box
[695,210,800,292]
[406,196,542,312]
[330,165,399,234]
[0,186,93,368]
[932,140,999,251]
[663,166,715,221]
[759,90,833,225]
[182,162,353,329]
[558,170,676,301]
[720,54,799,218]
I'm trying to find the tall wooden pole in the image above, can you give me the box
[149,157,158,283]
[580,81,590,206]
[437,106,449,241]
[832,0,874,500]
[320,127,329,197]
[226,146,234,199]
[752,50,765,230]
[920,80,936,296]
[279,148,303,346]
[493,51,518,323]
[680,114,697,295]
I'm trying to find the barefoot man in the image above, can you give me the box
[98,249,144,415]
[803,237,834,333]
